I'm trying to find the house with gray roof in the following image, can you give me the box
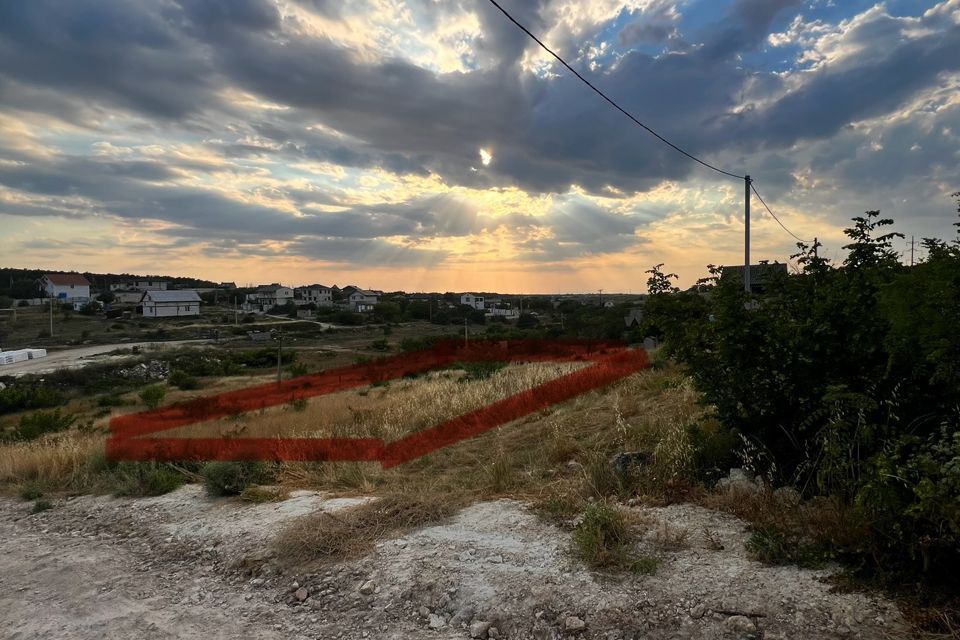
[139,290,201,318]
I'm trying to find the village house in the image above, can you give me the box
[460,293,485,310]
[295,284,333,307]
[245,284,294,312]
[109,279,168,292]
[41,273,91,302]
[349,289,379,312]
[140,290,201,318]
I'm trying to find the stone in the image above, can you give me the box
[418,606,430,618]
[450,606,476,626]
[488,627,500,639]
[470,620,492,639]
[689,604,706,620]
[564,616,587,632]
[723,615,758,638]
[294,587,309,602]
[428,614,446,630]
[358,580,376,595]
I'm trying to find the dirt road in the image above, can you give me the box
[0,486,908,640]
[0,340,211,377]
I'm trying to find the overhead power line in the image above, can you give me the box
[484,0,745,181]
[750,182,812,244]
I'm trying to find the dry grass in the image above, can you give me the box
[0,431,104,491]
[273,489,466,564]
[162,361,588,441]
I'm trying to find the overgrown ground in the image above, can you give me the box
[0,349,950,637]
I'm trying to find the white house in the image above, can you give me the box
[140,290,201,318]
[295,284,333,307]
[349,289,379,312]
[245,284,294,312]
[460,293,485,310]
[41,273,90,302]
[110,280,168,292]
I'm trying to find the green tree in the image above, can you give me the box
[645,263,679,295]
[138,384,167,409]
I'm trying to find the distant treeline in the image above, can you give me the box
[0,268,219,299]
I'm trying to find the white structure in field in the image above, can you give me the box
[41,273,90,301]
[460,293,485,310]
[140,290,201,318]
[0,348,47,366]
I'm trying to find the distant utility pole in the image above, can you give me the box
[49,297,54,337]
[598,289,603,306]
[744,174,752,293]
[276,330,283,384]
[909,236,916,267]
[463,317,469,347]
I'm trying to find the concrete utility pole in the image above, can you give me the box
[744,175,752,292]
[276,330,283,384]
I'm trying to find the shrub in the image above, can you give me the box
[8,409,75,441]
[573,503,655,573]
[31,499,54,514]
[138,384,167,409]
[455,360,506,381]
[0,385,63,415]
[652,205,960,582]
[288,362,308,377]
[202,461,273,496]
[105,462,186,497]
[168,370,200,390]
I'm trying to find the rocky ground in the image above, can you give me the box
[0,485,908,640]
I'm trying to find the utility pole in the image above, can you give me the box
[49,297,54,337]
[813,237,819,260]
[909,236,916,267]
[276,330,283,384]
[463,317,469,347]
[598,289,603,307]
[744,174,752,293]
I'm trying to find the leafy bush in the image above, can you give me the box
[0,384,63,415]
[652,204,960,581]
[105,462,186,497]
[6,409,75,441]
[138,384,167,409]
[31,499,54,514]
[202,461,273,496]
[168,369,200,390]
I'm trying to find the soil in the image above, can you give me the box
[0,486,909,639]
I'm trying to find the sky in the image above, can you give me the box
[0,0,958,292]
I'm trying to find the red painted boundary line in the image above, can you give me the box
[106,339,649,467]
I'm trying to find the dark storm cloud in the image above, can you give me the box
[746,24,960,146]
[0,1,219,120]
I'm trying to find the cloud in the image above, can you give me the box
[1,0,960,287]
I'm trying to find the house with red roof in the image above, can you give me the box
[40,272,91,302]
